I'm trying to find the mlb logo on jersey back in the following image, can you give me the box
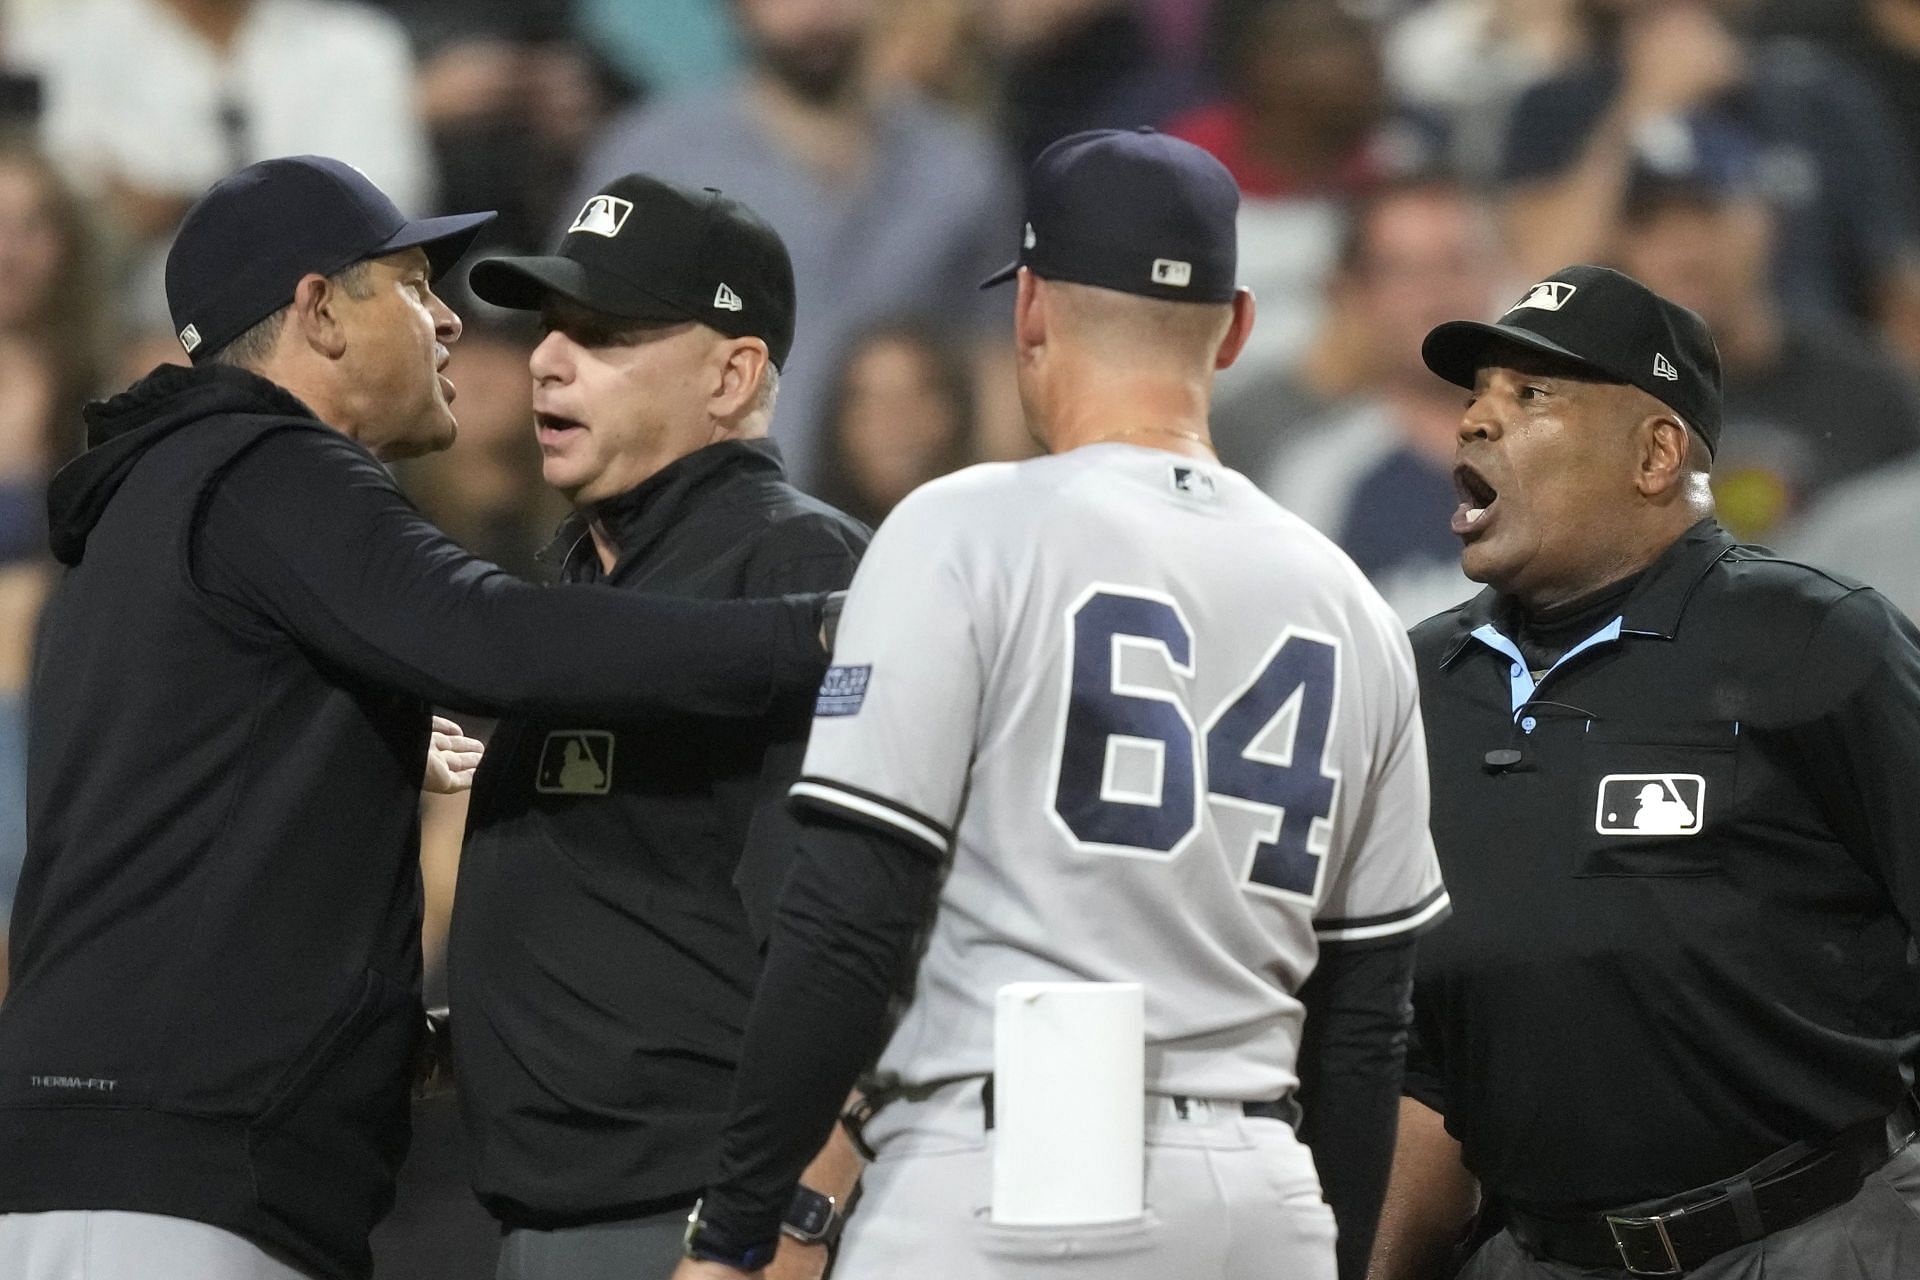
[569,195,633,238]
[535,730,615,795]
[1594,773,1704,836]
[1169,464,1216,501]
[816,665,872,717]
[1509,281,1577,314]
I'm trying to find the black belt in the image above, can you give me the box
[840,1076,1300,1159]
[976,1075,1299,1131]
[1503,1107,1915,1276]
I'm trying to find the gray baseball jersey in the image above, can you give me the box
[792,443,1446,1102]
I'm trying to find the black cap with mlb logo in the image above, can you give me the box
[469,174,797,368]
[1422,264,1724,455]
[980,127,1240,304]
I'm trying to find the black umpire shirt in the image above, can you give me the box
[1404,518,1920,1213]
[449,438,867,1228]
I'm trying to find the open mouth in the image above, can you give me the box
[535,411,586,445]
[1451,463,1499,537]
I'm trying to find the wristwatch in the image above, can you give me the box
[682,1199,778,1272]
[780,1185,845,1248]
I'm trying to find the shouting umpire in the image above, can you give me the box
[1370,265,1920,1279]
[449,175,867,1280]
[0,158,831,1280]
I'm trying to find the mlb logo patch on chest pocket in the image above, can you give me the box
[536,730,615,795]
[1595,773,1705,836]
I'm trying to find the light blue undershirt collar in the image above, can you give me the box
[1468,618,1625,724]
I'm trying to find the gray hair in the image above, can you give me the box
[753,361,780,416]
[208,260,378,370]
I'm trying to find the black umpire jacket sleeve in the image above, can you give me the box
[1787,587,1920,934]
[190,429,826,721]
[699,808,944,1257]
[1297,934,1418,1280]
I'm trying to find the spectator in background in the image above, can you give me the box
[1259,178,1506,625]
[869,0,996,116]
[1825,3,1920,243]
[814,320,976,528]
[986,0,1196,166]
[573,0,742,98]
[1496,0,1920,364]
[565,0,1020,489]
[0,135,106,1004]
[376,0,639,252]
[1169,0,1440,412]
[1384,0,1583,178]
[1780,454,1920,621]
[0,135,108,485]
[1610,115,1920,541]
[7,0,433,246]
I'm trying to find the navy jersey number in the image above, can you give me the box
[1051,587,1341,900]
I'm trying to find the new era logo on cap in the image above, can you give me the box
[1511,281,1577,314]
[1151,258,1192,288]
[178,324,202,354]
[569,195,633,239]
[714,282,743,312]
[1654,352,1679,380]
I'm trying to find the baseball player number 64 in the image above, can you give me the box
[1051,586,1342,902]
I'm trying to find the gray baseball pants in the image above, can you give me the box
[0,1210,317,1279]
[835,1080,1338,1280]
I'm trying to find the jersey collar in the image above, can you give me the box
[1436,518,1736,669]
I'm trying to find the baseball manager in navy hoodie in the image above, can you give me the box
[0,156,836,1280]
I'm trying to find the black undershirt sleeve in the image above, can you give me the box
[697,807,945,1256]
[1296,935,1418,1280]
[191,429,825,720]
[727,540,869,944]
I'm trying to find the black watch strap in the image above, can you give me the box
[683,1198,779,1271]
[779,1184,844,1247]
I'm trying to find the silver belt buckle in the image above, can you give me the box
[1605,1211,1684,1276]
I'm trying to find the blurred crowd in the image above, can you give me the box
[2,0,1919,1272]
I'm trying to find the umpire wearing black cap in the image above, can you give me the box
[0,158,835,1280]
[1369,265,1920,1280]
[447,174,867,1280]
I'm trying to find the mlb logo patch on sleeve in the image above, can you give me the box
[816,665,872,717]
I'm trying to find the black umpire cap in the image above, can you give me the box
[469,174,798,369]
[165,155,496,363]
[1422,264,1725,455]
[981,127,1241,304]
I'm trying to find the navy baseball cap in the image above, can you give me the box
[1627,114,1763,215]
[981,127,1240,304]
[165,155,496,363]
[1422,265,1724,455]
[469,174,797,368]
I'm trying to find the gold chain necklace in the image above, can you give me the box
[1088,424,1217,455]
